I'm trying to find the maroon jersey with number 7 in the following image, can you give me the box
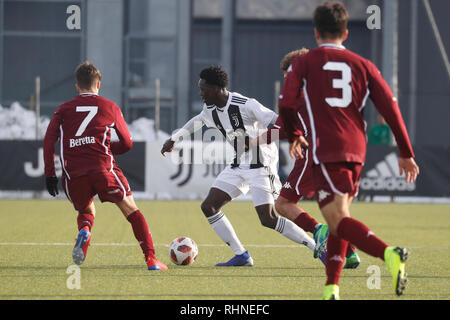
[43,93,133,179]
[278,43,414,165]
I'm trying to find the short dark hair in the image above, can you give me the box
[199,65,229,88]
[75,61,102,90]
[280,48,309,72]
[313,1,349,39]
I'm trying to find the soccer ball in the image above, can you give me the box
[168,237,198,266]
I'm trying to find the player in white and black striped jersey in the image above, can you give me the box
[161,65,323,266]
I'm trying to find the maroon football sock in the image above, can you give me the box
[293,212,319,233]
[325,233,348,285]
[77,213,94,231]
[337,217,388,261]
[127,210,156,259]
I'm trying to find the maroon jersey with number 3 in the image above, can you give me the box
[278,44,414,164]
[43,93,133,179]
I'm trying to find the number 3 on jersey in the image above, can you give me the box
[75,106,98,136]
[323,62,352,108]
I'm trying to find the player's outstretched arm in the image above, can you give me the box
[398,157,420,183]
[161,113,206,157]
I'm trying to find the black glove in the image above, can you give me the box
[46,177,59,197]
[161,139,175,156]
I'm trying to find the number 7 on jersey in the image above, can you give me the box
[75,106,98,136]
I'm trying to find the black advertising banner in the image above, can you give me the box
[359,145,450,197]
[0,142,448,198]
[0,141,145,192]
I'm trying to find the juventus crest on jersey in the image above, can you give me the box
[171,92,279,168]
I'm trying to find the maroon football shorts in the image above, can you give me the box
[61,168,132,211]
[279,156,315,202]
[312,162,362,208]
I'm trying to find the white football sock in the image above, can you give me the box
[207,211,246,255]
[275,216,316,251]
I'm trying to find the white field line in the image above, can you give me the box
[0,242,296,248]
[0,242,448,250]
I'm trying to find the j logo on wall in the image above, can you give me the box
[24,147,62,178]
[170,145,225,187]
[170,147,194,187]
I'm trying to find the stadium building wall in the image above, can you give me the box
[0,0,449,147]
